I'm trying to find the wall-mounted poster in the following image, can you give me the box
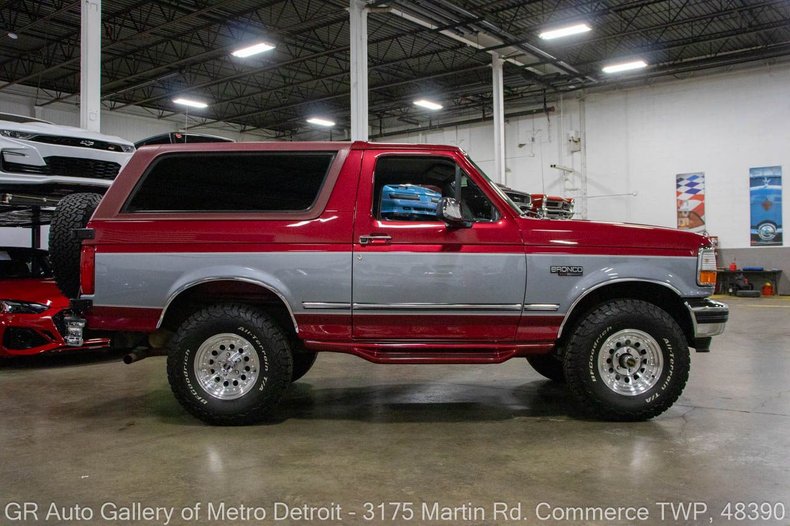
[676,172,706,233]
[749,166,783,246]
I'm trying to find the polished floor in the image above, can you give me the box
[1,296,788,525]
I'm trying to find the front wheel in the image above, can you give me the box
[167,304,293,425]
[526,354,565,382]
[757,221,778,242]
[563,299,690,421]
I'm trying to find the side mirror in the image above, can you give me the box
[437,197,472,228]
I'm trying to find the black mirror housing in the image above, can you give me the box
[437,197,472,228]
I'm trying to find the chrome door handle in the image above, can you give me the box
[359,234,392,245]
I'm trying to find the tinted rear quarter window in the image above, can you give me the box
[125,152,334,212]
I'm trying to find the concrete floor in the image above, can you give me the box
[1,296,788,526]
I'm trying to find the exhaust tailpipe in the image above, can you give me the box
[123,347,167,364]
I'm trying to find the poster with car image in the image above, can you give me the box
[749,166,783,246]
[676,172,706,233]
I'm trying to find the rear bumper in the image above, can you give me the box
[685,298,729,338]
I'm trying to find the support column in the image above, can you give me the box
[349,0,368,141]
[491,53,506,184]
[80,0,101,131]
[31,206,40,249]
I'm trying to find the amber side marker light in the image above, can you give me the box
[698,248,718,286]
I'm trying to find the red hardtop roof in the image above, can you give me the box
[137,140,462,154]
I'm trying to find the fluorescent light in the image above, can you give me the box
[307,117,335,127]
[232,42,276,58]
[414,99,443,111]
[602,60,648,74]
[539,23,591,40]
[173,98,208,109]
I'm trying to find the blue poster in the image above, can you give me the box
[749,166,783,246]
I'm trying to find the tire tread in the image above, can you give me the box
[564,299,690,421]
[49,193,102,297]
[167,303,292,425]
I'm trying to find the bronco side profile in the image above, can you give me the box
[49,141,728,425]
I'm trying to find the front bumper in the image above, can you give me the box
[0,310,108,357]
[685,298,729,338]
[0,138,129,192]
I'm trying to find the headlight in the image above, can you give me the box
[120,144,135,153]
[0,129,35,140]
[697,247,717,286]
[0,300,49,314]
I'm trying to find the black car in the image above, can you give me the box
[134,132,234,148]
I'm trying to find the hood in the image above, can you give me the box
[521,218,708,255]
[0,278,67,310]
[0,120,134,147]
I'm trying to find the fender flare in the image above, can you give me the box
[156,276,299,333]
[557,278,684,338]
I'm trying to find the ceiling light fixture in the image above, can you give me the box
[307,117,335,127]
[414,99,443,110]
[7,32,18,40]
[231,42,276,58]
[539,23,591,40]
[602,60,648,74]
[173,98,208,109]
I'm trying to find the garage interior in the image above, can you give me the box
[1,1,790,524]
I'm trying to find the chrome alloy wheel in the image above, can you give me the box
[597,329,663,396]
[194,333,260,400]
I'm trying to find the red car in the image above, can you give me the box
[0,247,108,357]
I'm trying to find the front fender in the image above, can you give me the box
[524,254,707,314]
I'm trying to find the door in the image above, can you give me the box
[352,150,526,340]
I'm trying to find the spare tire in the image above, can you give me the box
[49,192,102,298]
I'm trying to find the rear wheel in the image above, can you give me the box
[563,299,690,421]
[526,354,565,382]
[167,304,292,425]
[48,192,102,297]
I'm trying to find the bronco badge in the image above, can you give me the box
[550,265,584,276]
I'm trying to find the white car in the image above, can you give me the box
[0,113,134,197]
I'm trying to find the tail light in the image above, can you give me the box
[80,245,96,295]
[697,247,717,287]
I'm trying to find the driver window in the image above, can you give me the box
[373,156,498,222]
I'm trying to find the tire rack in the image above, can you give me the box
[0,193,60,250]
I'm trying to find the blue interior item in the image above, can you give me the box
[742,266,765,271]
[380,184,441,220]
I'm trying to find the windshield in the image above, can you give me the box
[0,113,52,124]
[465,155,527,217]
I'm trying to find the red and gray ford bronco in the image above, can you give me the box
[49,141,728,425]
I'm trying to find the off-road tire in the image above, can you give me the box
[167,304,293,425]
[291,351,317,382]
[48,192,102,297]
[526,354,565,382]
[563,299,690,421]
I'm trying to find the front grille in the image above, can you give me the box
[544,198,573,211]
[3,328,48,350]
[2,156,120,180]
[29,135,128,152]
[536,197,574,219]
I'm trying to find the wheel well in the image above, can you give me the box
[557,282,695,350]
[159,280,297,338]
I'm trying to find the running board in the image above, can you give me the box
[303,341,554,364]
